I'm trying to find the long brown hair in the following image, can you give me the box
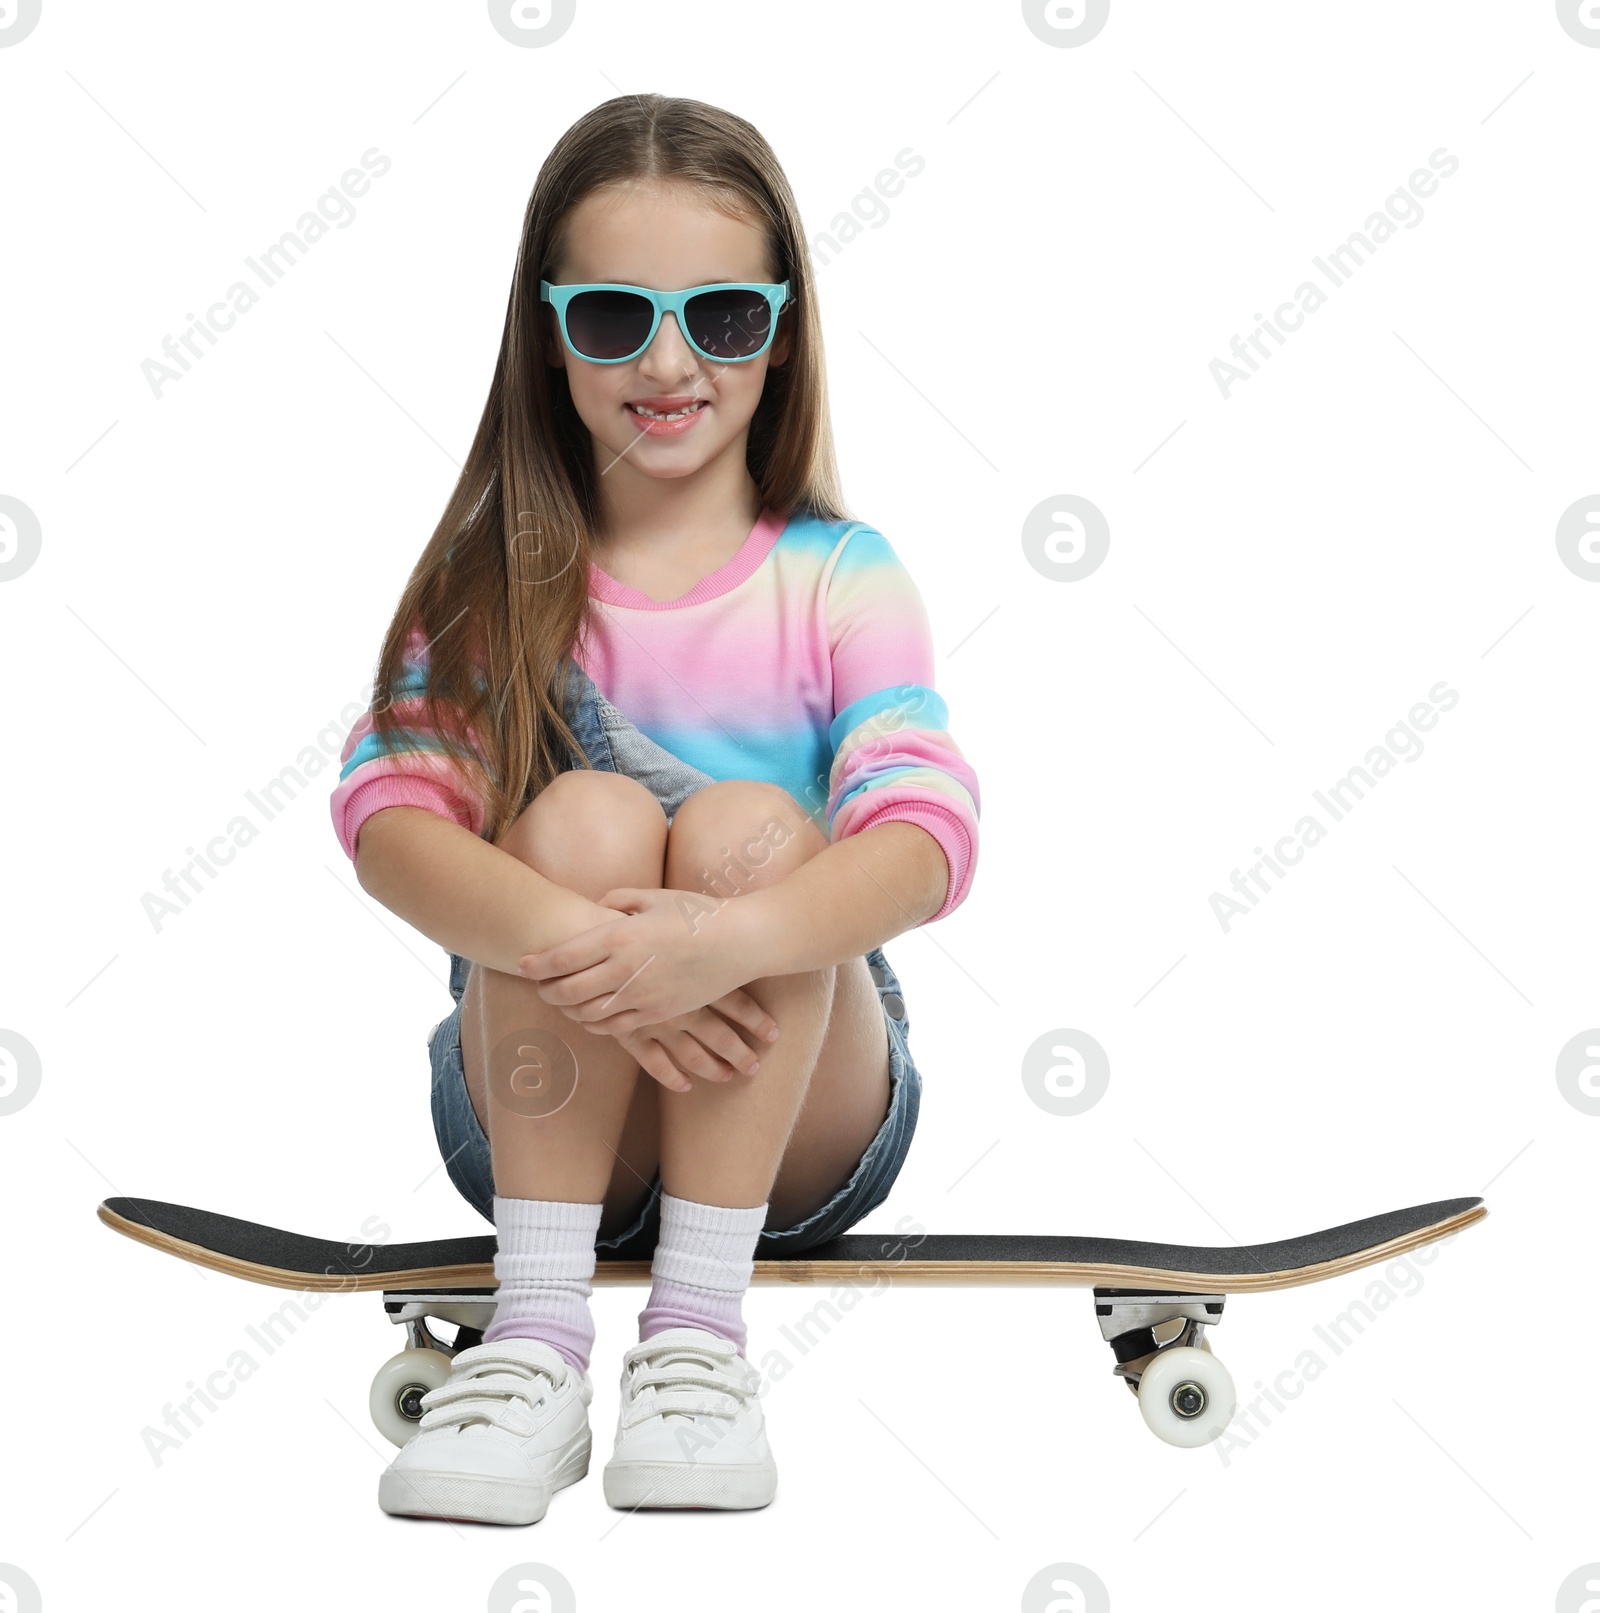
[366,93,849,846]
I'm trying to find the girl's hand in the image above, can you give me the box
[518,886,767,1035]
[617,997,772,1095]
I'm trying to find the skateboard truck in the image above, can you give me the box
[1093,1288,1236,1448]
[372,1289,497,1445]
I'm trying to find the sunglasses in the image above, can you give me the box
[539,280,792,365]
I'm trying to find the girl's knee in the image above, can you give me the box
[497,769,667,891]
[665,779,824,895]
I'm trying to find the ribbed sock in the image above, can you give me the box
[481,1195,604,1375]
[637,1191,769,1357]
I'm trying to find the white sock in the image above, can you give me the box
[481,1195,604,1374]
[638,1192,769,1356]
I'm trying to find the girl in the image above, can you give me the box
[330,93,980,1525]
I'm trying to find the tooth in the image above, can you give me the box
[634,402,699,419]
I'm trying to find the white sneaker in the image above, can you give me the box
[377,1338,592,1525]
[602,1327,777,1510]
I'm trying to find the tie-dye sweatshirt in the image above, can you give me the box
[330,507,980,922]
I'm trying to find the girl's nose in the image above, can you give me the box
[637,311,698,377]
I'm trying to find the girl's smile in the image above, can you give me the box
[624,394,710,435]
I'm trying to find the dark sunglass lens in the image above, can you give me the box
[685,288,772,360]
[564,289,654,359]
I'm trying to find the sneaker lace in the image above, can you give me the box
[417,1346,568,1436]
[621,1339,757,1431]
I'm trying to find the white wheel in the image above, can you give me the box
[1137,1345,1236,1447]
[370,1348,453,1447]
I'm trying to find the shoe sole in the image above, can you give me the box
[602,1458,776,1511]
[379,1430,590,1525]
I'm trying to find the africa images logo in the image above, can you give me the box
[0,0,43,46]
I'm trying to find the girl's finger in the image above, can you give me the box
[712,988,780,1045]
[628,1036,692,1093]
[691,1014,761,1077]
[538,968,619,1011]
[667,1030,733,1083]
[565,997,614,1024]
[518,932,607,980]
[583,1008,643,1036]
[545,974,632,1012]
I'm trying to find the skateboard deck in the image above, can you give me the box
[98,1194,1484,1294]
[99,1194,1485,1450]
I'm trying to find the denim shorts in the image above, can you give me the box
[425,658,923,1259]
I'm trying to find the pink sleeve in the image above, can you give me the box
[329,719,487,862]
[824,526,981,923]
[329,628,491,862]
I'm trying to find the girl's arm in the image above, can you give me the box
[335,627,618,970]
[356,805,778,1081]
[353,804,615,974]
[516,820,946,1034]
[819,525,982,929]
[726,819,949,979]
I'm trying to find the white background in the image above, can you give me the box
[2,2,1595,1609]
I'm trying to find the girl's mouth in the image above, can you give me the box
[625,399,709,437]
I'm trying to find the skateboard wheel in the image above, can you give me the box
[370,1348,453,1447]
[1136,1345,1235,1448]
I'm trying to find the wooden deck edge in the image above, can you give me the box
[736,1202,1490,1294]
[98,1201,1487,1296]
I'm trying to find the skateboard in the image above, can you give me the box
[98,1193,1485,1450]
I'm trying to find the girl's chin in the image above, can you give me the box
[594,418,733,466]
[603,443,707,479]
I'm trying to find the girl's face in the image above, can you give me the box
[545,179,792,488]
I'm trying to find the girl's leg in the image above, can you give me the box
[458,767,665,1235]
[634,780,892,1352]
[456,768,667,1369]
[656,778,892,1223]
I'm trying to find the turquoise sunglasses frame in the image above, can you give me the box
[538,280,792,365]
